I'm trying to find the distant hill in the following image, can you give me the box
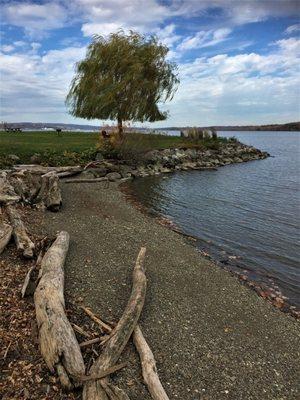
[162,122,300,132]
[1,121,299,132]
[0,122,100,131]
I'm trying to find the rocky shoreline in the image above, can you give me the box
[80,140,270,181]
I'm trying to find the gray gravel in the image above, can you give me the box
[43,181,300,400]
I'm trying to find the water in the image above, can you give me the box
[128,131,300,307]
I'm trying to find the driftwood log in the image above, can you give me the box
[0,171,20,204]
[0,222,13,254]
[6,204,35,258]
[133,325,169,400]
[35,171,62,211]
[83,247,147,400]
[34,231,85,389]
[64,177,108,184]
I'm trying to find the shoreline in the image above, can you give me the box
[41,180,300,399]
[2,175,300,399]
[120,180,300,318]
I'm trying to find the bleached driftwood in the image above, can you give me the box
[34,231,85,389]
[3,169,62,211]
[35,171,62,211]
[0,172,20,204]
[13,165,82,174]
[64,177,108,184]
[133,325,169,400]
[83,247,147,400]
[6,204,35,258]
[0,222,13,254]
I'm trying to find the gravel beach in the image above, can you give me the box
[42,181,300,400]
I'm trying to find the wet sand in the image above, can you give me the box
[43,181,300,400]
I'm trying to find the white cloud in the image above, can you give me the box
[285,24,300,35]
[1,44,15,53]
[1,2,67,37]
[178,28,232,51]
[81,22,126,37]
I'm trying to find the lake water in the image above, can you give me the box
[128,131,300,308]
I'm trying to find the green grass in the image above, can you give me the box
[0,130,234,167]
[0,131,99,158]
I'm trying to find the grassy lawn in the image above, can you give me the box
[0,131,99,158]
[0,130,228,166]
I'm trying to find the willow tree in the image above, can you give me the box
[66,30,179,135]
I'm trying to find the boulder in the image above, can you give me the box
[106,172,121,181]
[95,152,104,161]
[89,166,107,177]
[30,153,42,164]
[7,154,20,163]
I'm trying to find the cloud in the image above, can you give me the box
[1,1,67,37]
[0,45,87,122]
[164,38,300,126]
[1,44,15,53]
[177,28,232,51]
[285,24,300,35]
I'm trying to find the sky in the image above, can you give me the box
[0,0,300,128]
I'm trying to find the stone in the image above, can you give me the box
[81,170,96,179]
[7,154,20,163]
[95,152,104,161]
[106,172,121,181]
[30,153,42,164]
[89,166,107,177]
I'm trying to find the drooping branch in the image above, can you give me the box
[83,247,147,400]
[133,325,170,400]
[34,231,85,389]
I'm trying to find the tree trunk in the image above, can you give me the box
[117,116,123,136]
[34,231,85,389]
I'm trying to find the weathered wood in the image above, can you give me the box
[35,171,62,211]
[81,306,113,333]
[64,177,108,184]
[0,172,20,204]
[83,247,147,400]
[13,165,82,174]
[81,362,127,381]
[6,204,35,258]
[57,169,83,178]
[21,266,36,297]
[133,325,169,400]
[80,337,101,348]
[34,231,85,388]
[0,222,12,254]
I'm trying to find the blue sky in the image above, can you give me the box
[0,0,299,127]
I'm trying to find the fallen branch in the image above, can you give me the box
[81,306,113,334]
[133,325,169,400]
[80,337,101,348]
[83,247,147,400]
[34,231,85,389]
[64,177,108,184]
[6,204,35,258]
[81,362,127,382]
[0,222,12,254]
[72,323,92,339]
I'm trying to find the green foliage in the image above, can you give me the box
[97,131,231,161]
[66,30,179,126]
[0,131,98,166]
